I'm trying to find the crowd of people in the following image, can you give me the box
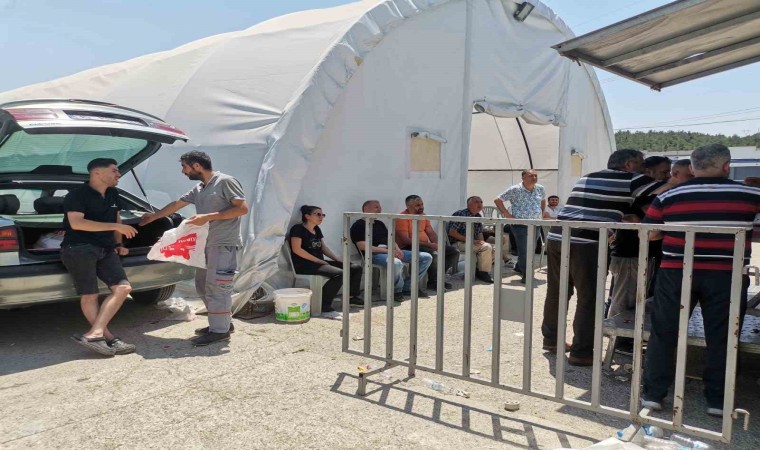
[64,143,758,419]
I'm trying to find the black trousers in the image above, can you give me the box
[541,239,600,358]
[298,261,363,308]
[643,269,748,408]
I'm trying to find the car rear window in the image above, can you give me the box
[0,132,148,175]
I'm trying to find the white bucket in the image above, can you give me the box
[273,288,311,324]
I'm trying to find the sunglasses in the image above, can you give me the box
[311,212,326,217]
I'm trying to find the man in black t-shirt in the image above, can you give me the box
[61,158,139,357]
[350,200,432,300]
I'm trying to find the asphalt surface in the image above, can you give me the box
[1,256,758,449]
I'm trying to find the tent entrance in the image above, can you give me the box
[467,112,560,205]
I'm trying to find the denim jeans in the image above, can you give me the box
[372,250,432,292]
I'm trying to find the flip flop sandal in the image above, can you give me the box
[71,334,116,356]
[106,338,136,355]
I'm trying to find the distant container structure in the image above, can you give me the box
[644,146,760,181]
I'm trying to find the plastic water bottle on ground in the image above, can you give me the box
[641,435,683,449]
[616,424,664,444]
[424,378,447,392]
[669,434,712,449]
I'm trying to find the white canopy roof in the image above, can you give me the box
[0,0,615,307]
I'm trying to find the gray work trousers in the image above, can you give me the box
[608,256,638,318]
[196,246,238,333]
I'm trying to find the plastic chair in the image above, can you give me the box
[284,240,329,316]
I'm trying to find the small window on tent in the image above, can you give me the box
[408,129,445,177]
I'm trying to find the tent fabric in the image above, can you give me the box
[0,0,615,310]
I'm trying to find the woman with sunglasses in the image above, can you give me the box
[289,205,363,315]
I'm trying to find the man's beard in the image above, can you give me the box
[186,172,201,181]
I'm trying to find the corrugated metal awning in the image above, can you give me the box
[552,0,760,90]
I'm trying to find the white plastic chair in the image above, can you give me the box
[284,240,329,316]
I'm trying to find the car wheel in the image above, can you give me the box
[131,285,176,305]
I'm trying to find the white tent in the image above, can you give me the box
[0,0,615,306]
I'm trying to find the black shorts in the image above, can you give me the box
[61,244,129,295]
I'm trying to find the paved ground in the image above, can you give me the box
[1,256,759,449]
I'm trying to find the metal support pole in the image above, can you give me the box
[722,230,746,440]
[591,227,608,407]
[363,219,373,354]
[387,219,396,362]
[409,219,419,377]
[631,228,650,413]
[555,226,571,398]
[463,221,474,376]
[492,221,503,384]
[342,214,351,352]
[673,232,695,427]
[435,220,446,371]
[523,224,536,392]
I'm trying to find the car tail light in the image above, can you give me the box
[148,120,185,136]
[0,226,19,252]
[7,108,59,121]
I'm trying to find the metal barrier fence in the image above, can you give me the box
[340,212,752,444]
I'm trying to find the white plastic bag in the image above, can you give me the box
[147,220,208,268]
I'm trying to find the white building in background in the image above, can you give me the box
[645,146,760,181]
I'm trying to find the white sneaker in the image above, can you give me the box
[321,311,343,320]
[706,407,723,417]
[641,399,662,411]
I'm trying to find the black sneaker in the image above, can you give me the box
[475,271,494,284]
[393,292,405,302]
[349,296,365,307]
[195,322,235,336]
[192,331,231,347]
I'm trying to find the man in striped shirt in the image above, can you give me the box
[641,144,760,417]
[541,149,660,366]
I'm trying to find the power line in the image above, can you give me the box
[616,117,760,130]
[623,107,760,128]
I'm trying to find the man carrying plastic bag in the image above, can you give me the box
[140,151,248,346]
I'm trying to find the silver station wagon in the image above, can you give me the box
[0,99,195,308]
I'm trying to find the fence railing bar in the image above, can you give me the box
[435,220,446,371]
[723,230,747,440]
[342,214,351,352]
[591,226,608,408]
[463,221,474,376]
[363,219,374,353]
[386,219,396,361]
[522,225,536,392]
[673,231,695,427]
[409,219,419,377]
[554,226,571,398]
[492,222,503,384]
[630,227,650,413]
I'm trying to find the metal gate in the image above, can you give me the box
[340,212,752,444]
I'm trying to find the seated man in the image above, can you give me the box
[396,195,458,290]
[543,195,561,219]
[351,200,432,299]
[447,196,494,284]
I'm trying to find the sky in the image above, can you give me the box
[0,0,758,137]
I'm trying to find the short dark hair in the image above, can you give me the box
[548,195,559,201]
[607,149,643,170]
[299,204,321,222]
[644,155,671,169]
[405,194,421,205]
[179,151,212,170]
[521,169,534,177]
[87,158,118,172]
